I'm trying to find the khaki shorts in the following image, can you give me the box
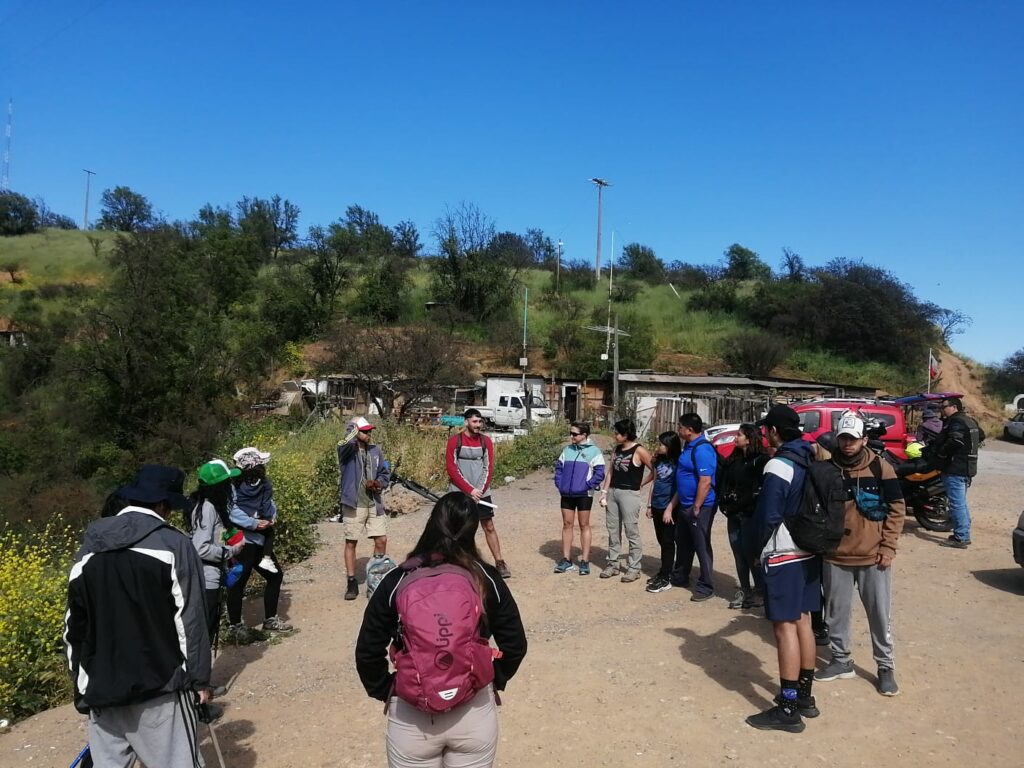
[343,505,387,540]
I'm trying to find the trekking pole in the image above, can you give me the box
[69,744,93,768]
[201,705,228,768]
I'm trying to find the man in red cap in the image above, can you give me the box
[338,417,391,600]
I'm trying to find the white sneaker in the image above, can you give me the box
[259,556,279,574]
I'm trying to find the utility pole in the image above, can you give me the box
[82,169,95,230]
[555,239,563,295]
[1,99,11,192]
[520,286,531,427]
[584,318,630,423]
[589,178,611,281]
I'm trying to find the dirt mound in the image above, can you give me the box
[934,350,1003,428]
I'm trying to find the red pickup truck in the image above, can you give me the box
[792,398,910,459]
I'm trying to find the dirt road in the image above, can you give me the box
[4,441,1023,768]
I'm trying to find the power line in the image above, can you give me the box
[5,0,111,72]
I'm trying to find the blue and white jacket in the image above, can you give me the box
[752,439,815,566]
[554,440,605,497]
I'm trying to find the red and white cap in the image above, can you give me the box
[348,416,376,432]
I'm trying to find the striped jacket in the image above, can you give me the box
[753,439,816,567]
[64,507,211,712]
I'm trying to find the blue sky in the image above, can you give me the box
[2,1,1021,364]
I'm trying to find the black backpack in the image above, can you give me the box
[775,450,848,556]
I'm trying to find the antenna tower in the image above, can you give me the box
[1,99,11,192]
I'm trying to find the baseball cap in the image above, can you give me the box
[233,446,272,469]
[348,416,375,432]
[835,411,865,439]
[756,404,801,431]
[197,459,242,486]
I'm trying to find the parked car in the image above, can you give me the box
[1013,509,1024,566]
[791,398,912,459]
[1003,411,1024,441]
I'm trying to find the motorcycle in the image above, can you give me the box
[816,425,953,533]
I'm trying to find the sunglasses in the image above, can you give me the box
[569,431,583,437]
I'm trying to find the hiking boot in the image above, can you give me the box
[877,667,900,696]
[553,558,576,574]
[690,591,714,602]
[495,560,512,579]
[814,627,830,646]
[745,704,805,733]
[578,560,591,576]
[226,623,255,644]
[599,564,620,579]
[816,659,855,682]
[742,591,764,609]
[940,537,970,549]
[262,615,293,632]
[344,577,359,601]
[775,693,819,718]
[645,577,672,593]
[728,589,746,609]
[620,570,641,583]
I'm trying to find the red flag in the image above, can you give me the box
[928,351,941,380]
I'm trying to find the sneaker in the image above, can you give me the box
[877,667,899,696]
[940,537,970,549]
[669,577,690,589]
[774,693,820,718]
[728,589,746,609]
[645,577,672,593]
[745,704,805,733]
[690,591,714,602]
[578,560,591,576]
[553,558,577,574]
[814,627,830,647]
[816,659,855,682]
[599,563,619,579]
[495,560,512,579]
[344,577,359,601]
[742,591,764,609]
[620,570,641,583]
[262,615,293,632]
[258,555,279,574]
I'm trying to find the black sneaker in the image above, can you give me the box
[199,702,223,724]
[745,704,805,733]
[645,577,672,593]
[690,591,714,602]
[344,577,359,601]
[940,538,970,549]
[775,693,819,718]
[877,667,899,696]
[814,627,830,647]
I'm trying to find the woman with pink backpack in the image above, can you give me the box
[355,492,527,768]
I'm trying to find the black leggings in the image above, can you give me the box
[204,587,221,641]
[651,507,676,579]
[226,543,283,624]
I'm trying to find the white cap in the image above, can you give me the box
[233,446,272,469]
[835,411,865,439]
[348,416,375,432]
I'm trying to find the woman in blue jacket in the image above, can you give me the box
[552,422,605,575]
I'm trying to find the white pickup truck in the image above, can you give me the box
[476,393,556,429]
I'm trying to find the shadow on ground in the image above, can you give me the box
[972,567,1024,596]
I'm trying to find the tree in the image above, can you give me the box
[2,260,22,283]
[779,247,806,282]
[97,186,154,231]
[524,228,556,267]
[323,323,469,420]
[430,203,518,322]
[721,331,790,376]
[933,307,972,344]
[987,347,1024,400]
[618,242,664,283]
[0,190,39,235]
[236,195,300,261]
[33,197,78,229]
[722,243,771,281]
[486,231,534,271]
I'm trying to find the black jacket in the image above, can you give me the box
[355,560,527,702]
[717,451,768,518]
[65,507,212,712]
[930,412,985,478]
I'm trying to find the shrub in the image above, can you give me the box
[721,331,790,376]
[687,280,738,313]
[493,423,565,481]
[0,524,77,721]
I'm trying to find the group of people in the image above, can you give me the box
[550,396,983,733]
[62,394,983,765]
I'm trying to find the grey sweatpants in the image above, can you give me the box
[823,561,895,670]
[386,686,498,768]
[606,488,643,573]
[88,689,204,768]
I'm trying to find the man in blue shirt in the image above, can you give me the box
[668,412,718,601]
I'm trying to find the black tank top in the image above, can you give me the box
[611,444,644,490]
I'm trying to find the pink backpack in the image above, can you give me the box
[389,558,495,713]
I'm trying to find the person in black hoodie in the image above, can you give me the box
[718,423,769,609]
[65,465,210,768]
[356,492,527,768]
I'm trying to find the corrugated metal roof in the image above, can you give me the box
[614,372,867,391]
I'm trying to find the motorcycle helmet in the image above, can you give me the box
[905,441,924,459]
